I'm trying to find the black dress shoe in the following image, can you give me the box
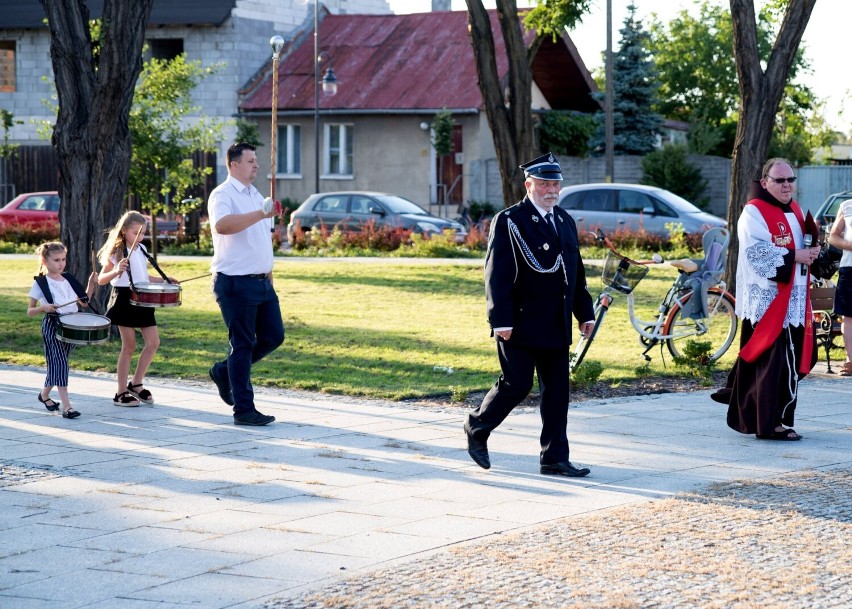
[233,410,275,426]
[464,421,490,469]
[540,461,590,477]
[209,365,235,406]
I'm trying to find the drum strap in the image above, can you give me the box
[34,273,89,307]
[124,243,171,288]
[139,247,172,284]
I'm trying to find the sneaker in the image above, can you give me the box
[209,365,235,406]
[233,410,275,426]
[113,391,141,407]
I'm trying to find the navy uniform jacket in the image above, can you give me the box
[485,197,594,349]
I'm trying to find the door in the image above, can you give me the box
[438,125,464,210]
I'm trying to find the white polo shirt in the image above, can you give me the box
[208,175,274,276]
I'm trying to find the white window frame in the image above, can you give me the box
[323,123,353,179]
[276,124,301,178]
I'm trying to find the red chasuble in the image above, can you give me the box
[738,199,814,374]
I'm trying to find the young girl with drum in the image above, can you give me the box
[27,242,98,419]
[97,211,178,406]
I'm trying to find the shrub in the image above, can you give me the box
[0,223,60,248]
[467,200,498,223]
[570,359,604,389]
[641,144,710,210]
[672,339,716,383]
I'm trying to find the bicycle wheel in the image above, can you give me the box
[571,301,608,371]
[664,288,737,362]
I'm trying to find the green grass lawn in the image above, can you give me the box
[0,256,749,400]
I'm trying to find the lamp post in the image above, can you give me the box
[313,1,338,193]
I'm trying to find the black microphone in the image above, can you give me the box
[802,234,812,275]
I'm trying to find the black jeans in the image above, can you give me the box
[212,273,284,414]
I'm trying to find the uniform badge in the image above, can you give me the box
[531,214,539,223]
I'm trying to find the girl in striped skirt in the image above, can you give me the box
[27,242,97,419]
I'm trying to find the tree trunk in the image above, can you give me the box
[725,0,816,292]
[39,0,154,299]
[465,0,535,206]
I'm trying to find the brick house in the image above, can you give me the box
[239,9,600,211]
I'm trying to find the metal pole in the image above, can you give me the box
[270,36,284,201]
[604,0,614,183]
[314,0,320,193]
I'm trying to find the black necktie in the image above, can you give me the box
[545,212,558,237]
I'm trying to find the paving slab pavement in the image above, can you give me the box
[0,363,850,608]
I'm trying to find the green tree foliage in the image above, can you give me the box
[431,108,455,157]
[234,118,263,148]
[128,54,225,218]
[591,3,662,155]
[538,110,596,157]
[0,110,21,160]
[648,0,831,161]
[464,0,591,204]
[641,144,710,209]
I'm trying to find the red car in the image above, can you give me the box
[0,191,60,230]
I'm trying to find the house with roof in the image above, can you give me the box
[0,2,598,212]
[0,0,391,199]
[239,9,600,210]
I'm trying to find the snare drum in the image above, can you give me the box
[130,282,182,308]
[56,312,111,345]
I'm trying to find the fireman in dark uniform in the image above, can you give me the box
[464,153,595,476]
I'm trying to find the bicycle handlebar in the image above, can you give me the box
[591,229,664,266]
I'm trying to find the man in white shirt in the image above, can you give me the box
[207,142,284,426]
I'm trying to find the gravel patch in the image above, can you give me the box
[264,468,852,609]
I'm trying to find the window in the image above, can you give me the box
[147,38,184,61]
[650,197,677,218]
[618,191,653,214]
[313,195,347,213]
[559,191,584,210]
[579,189,616,212]
[349,196,374,215]
[276,124,301,175]
[0,41,15,92]
[325,123,353,177]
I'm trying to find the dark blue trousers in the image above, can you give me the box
[466,340,572,465]
[212,274,284,414]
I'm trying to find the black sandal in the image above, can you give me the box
[62,408,80,419]
[37,394,60,412]
[113,391,141,407]
[757,428,802,441]
[127,382,154,404]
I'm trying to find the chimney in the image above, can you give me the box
[432,0,451,11]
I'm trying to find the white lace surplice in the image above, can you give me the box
[735,204,809,327]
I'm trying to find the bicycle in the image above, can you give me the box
[570,228,738,371]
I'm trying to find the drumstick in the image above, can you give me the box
[178,272,212,283]
[127,225,144,254]
[52,297,84,309]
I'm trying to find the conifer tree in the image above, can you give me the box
[591,2,662,155]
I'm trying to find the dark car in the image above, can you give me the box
[814,191,852,235]
[558,183,725,237]
[0,191,60,230]
[286,191,467,245]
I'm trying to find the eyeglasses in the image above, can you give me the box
[765,176,797,184]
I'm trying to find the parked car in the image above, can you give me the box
[814,191,852,234]
[286,191,468,245]
[0,191,60,230]
[557,183,725,237]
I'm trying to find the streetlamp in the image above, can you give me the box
[313,1,338,193]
